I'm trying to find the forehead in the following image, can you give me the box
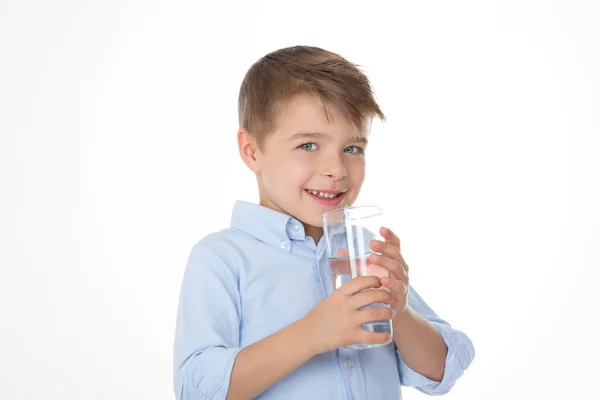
[271,92,369,141]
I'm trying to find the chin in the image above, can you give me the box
[305,218,323,229]
[292,212,321,229]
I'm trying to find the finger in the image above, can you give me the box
[330,257,352,277]
[356,306,396,324]
[381,269,409,289]
[367,253,404,281]
[370,241,409,275]
[379,228,410,273]
[350,288,393,309]
[336,248,350,258]
[380,275,408,302]
[399,253,409,274]
[355,330,392,347]
[337,275,381,296]
[380,226,401,249]
[370,240,401,262]
[332,249,352,275]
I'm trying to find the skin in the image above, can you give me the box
[239,92,365,244]
[227,92,447,400]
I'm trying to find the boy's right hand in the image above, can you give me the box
[302,275,395,355]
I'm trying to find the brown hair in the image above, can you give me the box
[238,45,385,149]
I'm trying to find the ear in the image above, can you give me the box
[237,129,261,173]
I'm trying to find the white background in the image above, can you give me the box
[1,1,599,399]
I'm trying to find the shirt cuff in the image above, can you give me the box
[397,321,475,395]
[177,346,242,399]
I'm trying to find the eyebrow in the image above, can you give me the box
[288,132,368,144]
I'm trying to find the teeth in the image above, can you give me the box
[309,190,339,199]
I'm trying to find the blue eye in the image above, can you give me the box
[344,146,362,154]
[299,143,318,151]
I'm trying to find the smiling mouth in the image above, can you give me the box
[305,189,344,199]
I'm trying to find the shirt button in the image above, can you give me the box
[293,224,299,231]
[280,241,288,249]
[345,359,353,369]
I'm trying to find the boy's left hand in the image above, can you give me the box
[368,227,410,319]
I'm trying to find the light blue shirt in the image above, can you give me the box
[173,201,475,400]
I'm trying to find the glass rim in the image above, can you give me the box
[322,204,383,221]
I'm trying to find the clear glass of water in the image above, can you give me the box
[322,205,393,349]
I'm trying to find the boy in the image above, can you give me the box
[173,45,474,400]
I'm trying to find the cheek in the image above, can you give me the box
[264,156,312,189]
[283,156,313,181]
[260,158,285,187]
[349,161,365,186]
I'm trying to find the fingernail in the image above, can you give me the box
[391,309,396,319]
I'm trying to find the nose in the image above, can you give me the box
[320,154,346,180]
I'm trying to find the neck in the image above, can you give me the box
[303,224,323,245]
[257,192,323,244]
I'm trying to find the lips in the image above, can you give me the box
[306,189,342,199]
[305,189,347,206]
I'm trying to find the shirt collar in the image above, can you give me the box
[230,200,308,252]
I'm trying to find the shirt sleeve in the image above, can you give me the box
[396,284,475,395]
[173,241,243,400]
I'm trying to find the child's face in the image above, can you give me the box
[247,92,368,238]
